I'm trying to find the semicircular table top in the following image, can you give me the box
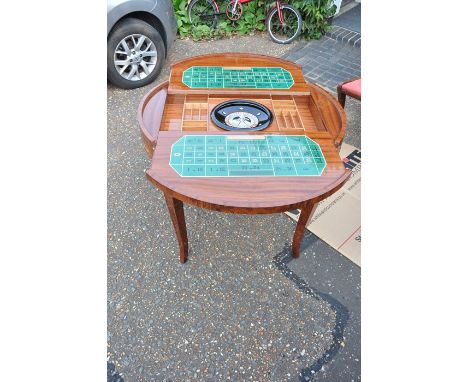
[138,53,350,263]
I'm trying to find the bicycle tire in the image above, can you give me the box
[266,4,302,44]
[188,0,219,29]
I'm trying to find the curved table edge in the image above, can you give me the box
[146,169,351,214]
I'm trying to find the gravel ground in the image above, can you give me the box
[108,34,359,381]
[341,97,360,149]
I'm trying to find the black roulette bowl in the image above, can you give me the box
[210,100,273,131]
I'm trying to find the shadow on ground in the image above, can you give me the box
[274,244,349,381]
[108,361,124,382]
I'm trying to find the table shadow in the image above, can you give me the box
[107,361,124,382]
[273,242,350,381]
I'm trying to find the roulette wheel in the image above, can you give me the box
[210,100,273,131]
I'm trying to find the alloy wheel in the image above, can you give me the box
[114,34,158,81]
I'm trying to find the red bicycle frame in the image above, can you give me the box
[203,0,287,26]
[276,1,285,23]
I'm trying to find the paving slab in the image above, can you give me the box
[333,3,361,33]
[282,32,361,148]
[282,37,360,92]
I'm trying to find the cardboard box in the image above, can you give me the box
[285,143,361,265]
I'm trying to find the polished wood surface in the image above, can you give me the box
[146,133,349,212]
[292,201,318,258]
[164,193,188,263]
[138,82,347,157]
[138,54,351,262]
[138,81,170,157]
[168,53,311,96]
[309,84,347,149]
[160,93,327,134]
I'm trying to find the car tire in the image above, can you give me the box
[107,18,166,89]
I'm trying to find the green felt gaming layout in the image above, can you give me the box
[169,135,326,177]
[181,66,294,89]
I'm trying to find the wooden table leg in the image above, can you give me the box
[292,201,318,259]
[164,193,188,263]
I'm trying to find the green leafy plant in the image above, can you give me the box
[191,24,212,40]
[217,21,234,37]
[173,0,191,37]
[292,0,336,39]
[172,0,336,40]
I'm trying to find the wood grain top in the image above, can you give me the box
[139,54,350,212]
[146,132,350,212]
[138,80,347,158]
[168,53,311,96]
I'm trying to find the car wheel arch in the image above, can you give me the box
[108,11,168,57]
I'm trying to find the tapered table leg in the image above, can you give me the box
[292,201,318,259]
[164,193,188,263]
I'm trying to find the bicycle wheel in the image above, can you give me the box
[266,4,302,44]
[188,0,219,29]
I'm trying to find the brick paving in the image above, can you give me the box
[283,34,361,92]
[326,25,361,47]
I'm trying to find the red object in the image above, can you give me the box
[337,77,361,107]
[342,79,361,99]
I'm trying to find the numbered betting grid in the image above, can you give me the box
[181,66,295,89]
[169,135,327,177]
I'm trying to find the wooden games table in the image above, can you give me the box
[138,54,350,263]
